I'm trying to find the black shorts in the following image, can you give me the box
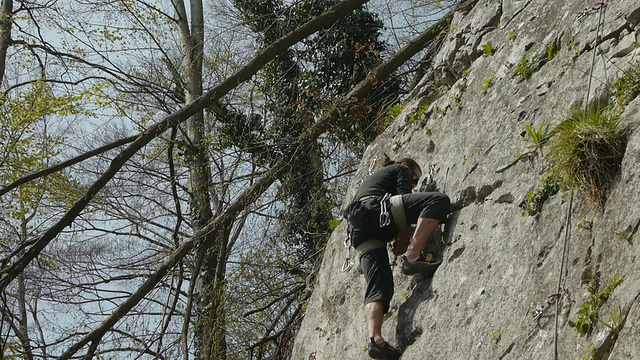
[360,248,394,314]
[350,191,450,248]
[402,192,450,223]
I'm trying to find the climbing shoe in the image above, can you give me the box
[367,338,402,360]
[400,255,441,276]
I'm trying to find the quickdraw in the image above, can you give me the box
[342,234,354,272]
[341,249,353,272]
[532,292,563,321]
[577,1,606,21]
[368,156,378,175]
[379,193,392,227]
[424,163,437,191]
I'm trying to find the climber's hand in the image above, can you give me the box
[392,228,413,256]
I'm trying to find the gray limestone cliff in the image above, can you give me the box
[292,0,640,359]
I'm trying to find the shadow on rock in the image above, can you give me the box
[394,210,461,350]
[395,275,435,350]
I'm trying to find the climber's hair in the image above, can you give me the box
[394,157,422,175]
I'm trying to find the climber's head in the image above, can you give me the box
[397,157,422,188]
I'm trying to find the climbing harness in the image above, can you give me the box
[389,195,408,231]
[343,191,409,272]
[309,351,317,360]
[355,239,387,253]
[577,1,606,21]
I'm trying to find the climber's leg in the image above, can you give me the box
[399,192,450,275]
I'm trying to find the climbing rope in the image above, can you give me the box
[552,2,607,359]
[554,190,573,359]
[585,1,608,108]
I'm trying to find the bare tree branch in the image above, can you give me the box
[242,284,306,318]
[0,135,138,197]
[0,0,373,294]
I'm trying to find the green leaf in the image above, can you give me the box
[481,43,494,56]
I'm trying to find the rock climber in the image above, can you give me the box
[343,157,450,360]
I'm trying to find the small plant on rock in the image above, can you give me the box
[524,121,552,157]
[572,48,581,61]
[546,42,559,61]
[599,304,624,335]
[521,173,560,216]
[450,76,468,109]
[378,103,407,131]
[610,61,640,110]
[513,53,536,80]
[579,343,596,360]
[408,104,431,125]
[481,76,497,93]
[417,104,430,119]
[489,330,501,344]
[482,43,495,57]
[512,148,523,162]
[615,230,630,242]
[577,218,593,230]
[569,275,624,337]
[547,103,628,207]
[386,103,406,121]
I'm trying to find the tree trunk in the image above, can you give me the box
[14,218,34,360]
[0,0,12,84]
[15,273,34,360]
[174,0,228,357]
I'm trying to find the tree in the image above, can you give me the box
[1,1,376,359]
[221,1,398,356]
[0,82,90,359]
[0,0,467,358]
[230,0,396,263]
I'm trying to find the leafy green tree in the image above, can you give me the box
[231,0,397,254]
[219,1,399,357]
[0,81,89,359]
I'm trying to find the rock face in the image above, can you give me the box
[292,0,640,359]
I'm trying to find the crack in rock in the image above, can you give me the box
[499,342,515,359]
[477,180,504,203]
[594,290,640,360]
[448,246,466,262]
